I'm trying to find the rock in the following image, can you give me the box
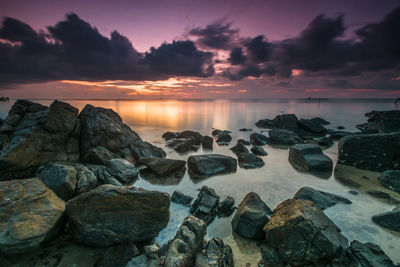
[212,129,222,136]
[65,185,170,246]
[348,190,359,195]
[230,143,249,156]
[95,243,140,267]
[0,100,79,180]
[333,240,395,267]
[164,215,207,267]
[372,210,400,232]
[84,146,117,165]
[37,162,77,201]
[195,238,234,267]
[231,192,272,239]
[367,190,391,199]
[139,157,186,176]
[298,119,327,135]
[237,139,251,145]
[356,122,380,134]
[293,187,351,210]
[126,254,162,267]
[268,129,302,146]
[188,154,237,178]
[313,136,334,148]
[262,199,348,266]
[378,170,400,194]
[237,152,265,169]
[365,110,400,133]
[88,164,124,186]
[250,133,269,146]
[74,164,98,194]
[0,178,65,254]
[105,158,138,184]
[329,130,352,140]
[289,143,333,178]
[337,126,345,130]
[251,146,268,156]
[215,132,232,146]
[162,131,179,141]
[310,117,330,125]
[79,104,165,161]
[202,135,213,150]
[338,132,400,172]
[190,186,220,224]
[171,191,193,206]
[140,166,186,185]
[239,128,252,132]
[272,114,299,130]
[165,130,203,153]
[255,119,275,129]
[217,196,235,217]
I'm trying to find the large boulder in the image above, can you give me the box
[202,135,213,150]
[139,157,186,176]
[372,210,400,232]
[0,178,65,254]
[164,215,207,267]
[190,186,220,225]
[250,133,269,146]
[0,100,79,180]
[338,132,400,172]
[231,192,272,239]
[84,146,117,165]
[289,143,333,178]
[230,143,249,156]
[297,119,327,135]
[262,199,348,266]
[164,130,203,153]
[79,104,165,161]
[237,152,265,169]
[195,238,234,267]
[268,129,302,146]
[364,110,400,133]
[105,158,138,184]
[65,185,170,246]
[188,154,237,178]
[293,187,351,210]
[378,170,400,194]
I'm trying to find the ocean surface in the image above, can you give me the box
[1,98,399,265]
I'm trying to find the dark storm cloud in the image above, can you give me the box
[188,21,239,50]
[0,13,214,85]
[244,35,272,63]
[229,47,246,65]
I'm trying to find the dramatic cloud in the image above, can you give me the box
[228,47,246,65]
[188,20,239,50]
[0,13,214,85]
[244,35,272,63]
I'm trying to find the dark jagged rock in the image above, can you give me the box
[95,243,140,267]
[298,119,327,135]
[105,158,138,184]
[65,185,170,246]
[195,238,234,267]
[312,136,334,148]
[239,128,252,132]
[372,210,400,232]
[378,170,400,194]
[356,122,380,134]
[251,146,268,156]
[84,146,117,165]
[262,199,348,266]
[163,215,207,267]
[74,164,98,194]
[332,240,395,267]
[231,192,272,239]
[293,187,351,210]
[0,178,65,254]
[338,132,400,172]
[268,129,301,146]
[0,100,79,180]
[212,129,222,136]
[237,139,251,145]
[171,190,193,206]
[238,152,265,169]
[188,154,237,178]
[162,131,179,141]
[255,118,274,129]
[165,130,203,153]
[87,164,123,186]
[310,117,330,125]
[364,110,400,133]
[273,114,299,130]
[250,133,269,146]
[139,157,186,176]
[329,130,352,140]
[367,190,391,200]
[217,196,235,217]
[190,186,220,224]
[202,135,213,150]
[215,132,232,146]
[80,104,166,161]
[230,143,249,156]
[289,143,333,178]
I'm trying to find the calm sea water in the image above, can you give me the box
[1,99,399,265]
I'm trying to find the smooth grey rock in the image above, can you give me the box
[293,187,351,210]
[230,143,249,156]
[313,136,334,148]
[171,191,193,206]
[250,133,269,146]
[139,157,186,176]
[378,170,400,194]
[188,154,237,178]
[250,146,268,156]
[215,132,232,146]
[105,158,138,184]
[237,152,265,169]
[268,129,301,146]
[298,119,327,135]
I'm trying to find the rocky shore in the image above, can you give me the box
[0,100,399,266]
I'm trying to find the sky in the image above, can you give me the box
[0,0,399,99]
